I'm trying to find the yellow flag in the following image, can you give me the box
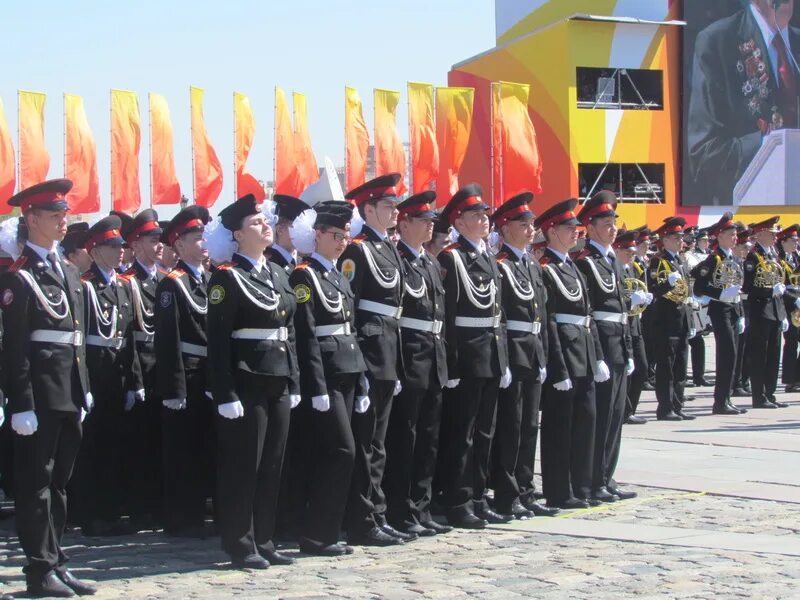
[408,82,438,194]
[435,87,474,198]
[293,92,318,192]
[345,86,369,191]
[111,89,141,213]
[18,90,49,189]
[64,93,100,213]
[374,88,406,195]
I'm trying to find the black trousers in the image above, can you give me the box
[654,335,689,417]
[162,370,215,534]
[300,374,357,548]
[540,375,596,503]
[276,396,312,539]
[709,303,739,408]
[626,333,648,417]
[383,371,443,527]
[216,372,290,559]
[492,372,539,511]
[689,334,706,383]
[781,322,800,384]
[14,409,82,579]
[642,309,657,383]
[346,377,394,533]
[0,416,13,498]
[438,377,499,517]
[592,364,627,492]
[735,322,750,387]
[748,316,782,404]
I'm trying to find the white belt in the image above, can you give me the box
[740,293,748,300]
[507,320,542,334]
[180,341,207,357]
[134,331,154,343]
[455,315,501,328]
[593,311,628,324]
[86,335,127,350]
[712,297,741,305]
[554,313,591,328]
[315,323,352,337]
[399,317,443,334]
[30,329,83,346]
[358,299,403,319]
[231,327,289,341]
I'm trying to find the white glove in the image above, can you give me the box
[594,360,611,383]
[538,367,547,383]
[85,393,94,412]
[630,290,648,307]
[667,272,682,286]
[500,367,512,389]
[312,394,330,412]
[626,358,635,376]
[720,285,741,303]
[163,398,186,411]
[699,295,711,307]
[553,378,573,391]
[736,318,746,334]
[0,405,4,428]
[393,380,402,396]
[795,298,800,310]
[80,408,87,423]
[355,396,370,413]
[11,411,38,436]
[360,374,370,394]
[289,394,301,409]
[645,292,654,305]
[218,401,244,419]
[782,318,790,333]
[689,328,697,338]
[773,283,786,297]
[445,379,460,388]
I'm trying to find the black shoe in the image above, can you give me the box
[642,381,655,391]
[259,548,296,566]
[625,415,647,424]
[767,395,789,408]
[683,395,696,402]
[401,522,436,537]
[380,523,417,542]
[592,488,619,503]
[419,519,453,534]
[349,526,404,546]
[230,554,270,570]
[27,571,76,597]
[520,497,560,517]
[298,539,354,556]
[712,405,740,415]
[732,387,749,398]
[505,498,534,520]
[607,487,637,500]
[728,402,747,414]
[576,496,602,507]
[549,497,589,510]
[676,410,696,420]
[694,378,711,386]
[657,411,683,421]
[752,400,778,409]
[447,512,487,529]
[474,505,514,524]
[786,383,800,393]
[743,382,752,393]
[128,514,159,533]
[55,569,97,596]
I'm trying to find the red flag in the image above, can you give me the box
[274,87,302,196]
[18,90,49,190]
[408,82,438,194]
[64,94,100,214]
[345,86,369,191]
[111,89,142,213]
[0,97,15,213]
[190,86,223,207]
[234,92,265,201]
[149,93,181,205]
[374,88,407,195]
[435,87,474,202]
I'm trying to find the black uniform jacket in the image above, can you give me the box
[647,250,691,337]
[743,243,787,322]
[123,260,167,376]
[692,247,745,319]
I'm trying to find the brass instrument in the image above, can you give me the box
[655,259,689,304]
[623,277,649,317]
[711,256,744,289]
[753,254,784,288]
[792,307,800,328]
[781,261,800,327]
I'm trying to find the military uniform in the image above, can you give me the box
[778,226,800,390]
[623,228,651,421]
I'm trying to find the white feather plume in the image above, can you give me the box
[261,199,278,227]
[488,230,502,254]
[0,217,21,260]
[350,209,365,238]
[203,216,238,264]
[289,208,318,255]
[449,226,460,245]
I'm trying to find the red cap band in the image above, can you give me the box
[540,210,576,232]
[398,203,432,220]
[581,202,615,225]
[86,229,121,252]
[126,220,160,243]
[495,204,531,228]
[448,196,486,224]
[349,185,397,207]
[21,192,67,213]
[169,218,204,245]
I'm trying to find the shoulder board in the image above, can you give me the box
[117,273,133,282]
[539,256,551,266]
[568,251,581,260]
[213,262,234,271]
[80,272,95,282]
[442,243,459,253]
[351,235,366,245]
[495,252,509,262]
[9,256,28,273]
[123,266,137,277]
[575,248,592,261]
[294,262,310,270]
[157,268,171,276]
[167,268,187,280]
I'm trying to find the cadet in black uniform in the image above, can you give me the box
[743,217,789,409]
[648,218,695,421]
[154,206,214,538]
[206,194,300,569]
[289,201,368,556]
[733,226,754,397]
[382,192,452,537]
[489,193,558,519]
[60,222,91,273]
[267,194,311,272]
[778,225,800,392]
[437,184,511,528]
[691,213,747,415]
[1,179,97,597]
[535,199,603,510]
[575,192,637,503]
[340,174,409,546]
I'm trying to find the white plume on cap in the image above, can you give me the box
[289,208,318,256]
[0,217,21,260]
[350,209,364,238]
[300,157,344,207]
[261,198,278,227]
[204,216,237,264]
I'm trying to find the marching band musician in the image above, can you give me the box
[685,228,711,387]
[207,194,300,569]
[778,225,800,393]
[691,213,748,415]
[732,226,754,398]
[633,226,657,392]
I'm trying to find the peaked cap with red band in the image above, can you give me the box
[632,225,652,243]
[778,224,799,240]
[655,216,686,238]
[125,208,162,244]
[397,190,437,220]
[7,178,72,212]
[577,190,617,226]
[492,192,534,228]
[710,212,737,236]
[533,198,580,232]
[84,216,124,252]
[163,206,210,246]
[440,183,490,226]
[345,173,401,206]
[612,228,639,250]
[750,216,781,234]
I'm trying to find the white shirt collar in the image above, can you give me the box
[505,243,527,260]
[399,239,422,258]
[459,234,486,254]
[750,4,791,80]
[136,259,158,279]
[271,244,295,265]
[26,240,59,262]
[589,238,615,259]
[758,241,775,255]
[238,253,264,273]
[311,252,336,272]
[719,246,733,258]
[98,267,116,285]
[183,261,205,281]
[366,224,388,241]
[547,247,570,263]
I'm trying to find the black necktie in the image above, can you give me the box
[47,253,63,281]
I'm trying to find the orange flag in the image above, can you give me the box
[345,86,369,192]
[293,92,318,193]
[18,90,49,190]
[149,93,181,205]
[234,92,265,201]
[408,82,438,195]
[0,98,15,213]
[373,89,407,195]
[435,87,474,203]
[274,87,302,196]
[492,81,543,204]
[111,90,141,213]
[190,86,223,208]
[64,94,100,214]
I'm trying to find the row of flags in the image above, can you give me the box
[0,82,542,215]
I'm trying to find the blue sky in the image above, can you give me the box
[1,0,495,217]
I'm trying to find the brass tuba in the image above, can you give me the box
[623,277,649,316]
[656,259,689,304]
